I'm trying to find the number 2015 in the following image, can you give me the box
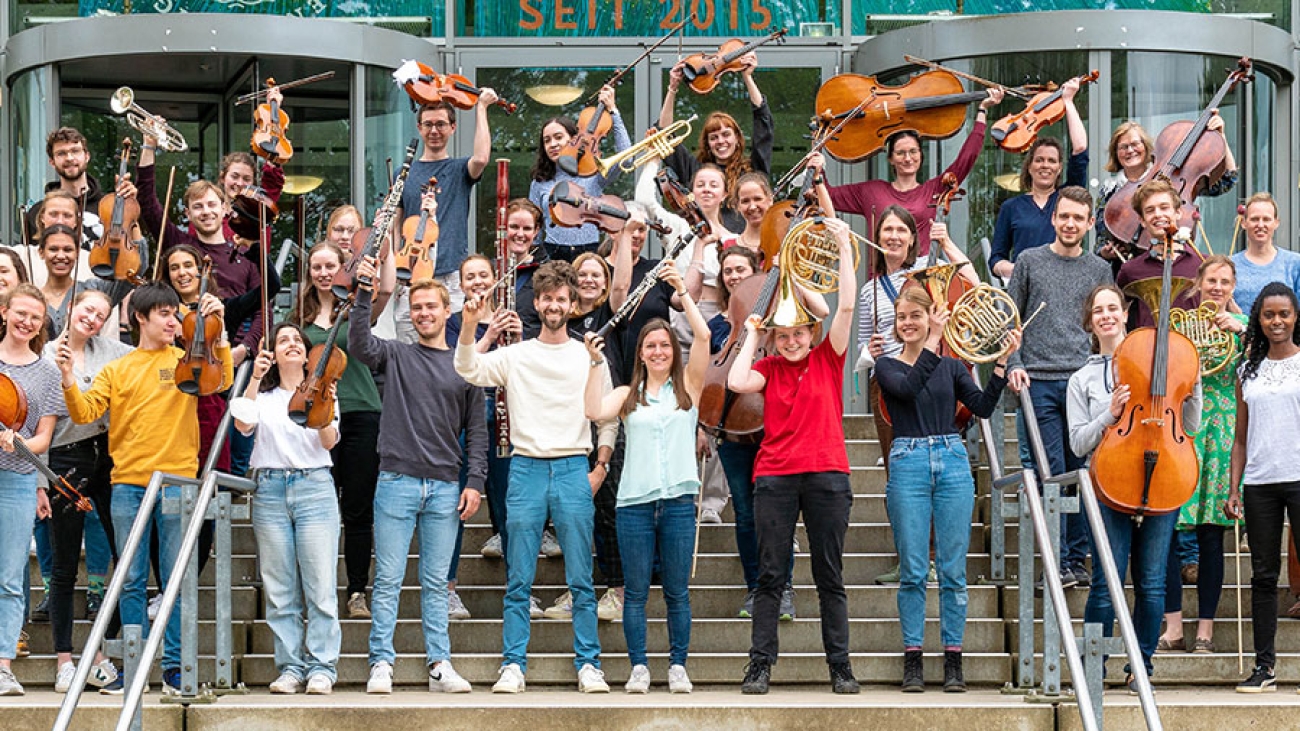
[660,0,773,31]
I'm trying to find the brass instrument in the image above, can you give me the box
[110,87,189,152]
[1170,300,1238,376]
[762,217,866,329]
[944,285,1045,363]
[595,116,696,177]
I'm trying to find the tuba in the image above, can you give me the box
[110,87,189,152]
[1170,300,1238,376]
[944,285,1044,363]
[595,116,696,177]
[762,217,862,328]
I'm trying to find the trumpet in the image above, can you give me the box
[596,116,696,177]
[111,87,188,153]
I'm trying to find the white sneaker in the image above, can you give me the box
[305,675,333,695]
[55,662,77,693]
[699,508,722,524]
[147,593,163,621]
[88,659,118,689]
[624,664,650,693]
[543,591,573,620]
[668,664,693,694]
[540,529,563,557]
[367,661,394,694]
[448,590,471,620]
[480,533,504,558]
[270,672,305,694]
[429,660,472,693]
[578,663,610,693]
[529,595,544,619]
[597,589,623,622]
[493,663,526,694]
[0,666,24,696]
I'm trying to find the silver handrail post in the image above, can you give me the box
[52,470,168,731]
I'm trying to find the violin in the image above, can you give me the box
[251,78,292,164]
[91,139,143,282]
[396,177,441,284]
[655,168,712,240]
[991,70,1099,153]
[396,60,517,114]
[1090,226,1200,518]
[1104,58,1253,255]
[228,186,280,243]
[288,297,352,429]
[814,70,998,163]
[176,257,225,397]
[0,373,92,513]
[679,28,787,95]
[548,181,630,234]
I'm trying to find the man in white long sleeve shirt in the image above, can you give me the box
[455,260,617,695]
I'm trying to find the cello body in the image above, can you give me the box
[815,71,982,163]
[697,272,774,443]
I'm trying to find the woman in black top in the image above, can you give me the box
[876,287,1018,693]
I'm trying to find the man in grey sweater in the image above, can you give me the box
[1005,186,1113,587]
[350,258,488,695]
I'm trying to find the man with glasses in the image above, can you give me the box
[23,127,106,249]
[393,93,499,334]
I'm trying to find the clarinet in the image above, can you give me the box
[492,159,514,458]
[595,229,694,340]
[354,138,418,291]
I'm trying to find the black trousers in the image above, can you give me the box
[332,411,381,595]
[47,437,121,654]
[591,426,625,589]
[1243,480,1300,669]
[749,471,852,665]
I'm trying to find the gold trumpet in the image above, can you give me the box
[762,216,866,328]
[1170,300,1239,376]
[111,87,188,153]
[596,115,696,177]
[943,285,1045,363]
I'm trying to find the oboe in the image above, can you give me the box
[492,159,514,459]
[595,228,693,340]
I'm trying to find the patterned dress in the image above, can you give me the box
[1178,312,1247,529]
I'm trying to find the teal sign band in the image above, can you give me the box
[79,0,445,29]
[474,0,837,37]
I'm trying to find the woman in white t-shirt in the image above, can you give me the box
[1228,281,1300,693]
[232,322,341,695]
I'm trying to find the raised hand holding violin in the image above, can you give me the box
[252,81,292,164]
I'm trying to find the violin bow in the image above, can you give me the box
[775,98,868,194]
[18,204,34,276]
[152,166,177,281]
[260,196,272,352]
[62,193,88,340]
[590,17,690,101]
[903,55,1033,102]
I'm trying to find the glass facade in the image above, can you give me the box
[851,0,1291,34]
[9,68,50,243]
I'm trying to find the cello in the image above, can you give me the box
[175,257,225,397]
[1103,58,1253,255]
[0,373,92,513]
[91,139,143,282]
[1090,227,1200,519]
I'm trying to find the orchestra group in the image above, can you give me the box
[1,40,1298,704]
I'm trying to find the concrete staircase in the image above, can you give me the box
[13,413,1291,694]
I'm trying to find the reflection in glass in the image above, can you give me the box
[10,69,50,243]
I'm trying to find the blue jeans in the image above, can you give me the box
[252,468,342,682]
[1083,503,1176,676]
[84,503,112,579]
[717,441,760,589]
[111,482,183,670]
[617,495,695,667]
[887,435,976,648]
[0,471,38,659]
[1022,378,1092,570]
[368,472,462,666]
[503,455,599,673]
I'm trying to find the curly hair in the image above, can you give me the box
[695,112,752,195]
[1240,282,1300,382]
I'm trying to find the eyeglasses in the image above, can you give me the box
[1117,142,1144,152]
[419,121,452,132]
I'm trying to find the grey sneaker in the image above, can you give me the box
[480,533,504,558]
[55,662,77,693]
[540,529,563,558]
[448,590,471,620]
[348,592,371,619]
[668,664,693,694]
[779,585,796,621]
[875,563,901,584]
[625,664,650,693]
[738,590,755,618]
[0,666,24,696]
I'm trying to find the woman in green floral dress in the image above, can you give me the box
[1158,255,1247,653]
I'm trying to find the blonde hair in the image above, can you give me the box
[1105,121,1154,174]
[891,287,933,342]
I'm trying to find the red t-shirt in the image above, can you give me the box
[752,339,850,477]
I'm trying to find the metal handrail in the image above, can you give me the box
[54,360,254,731]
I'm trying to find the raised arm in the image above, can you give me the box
[1061,78,1088,156]
[468,88,499,180]
[346,257,389,369]
[825,219,857,356]
[584,334,629,422]
[727,315,767,393]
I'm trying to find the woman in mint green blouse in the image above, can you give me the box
[583,261,709,695]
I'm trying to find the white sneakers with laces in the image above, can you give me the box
[270,672,305,694]
[492,663,526,693]
[428,660,472,693]
[578,663,610,693]
[624,664,650,693]
[366,661,394,694]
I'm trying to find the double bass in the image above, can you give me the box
[1103,58,1253,255]
[1090,227,1200,519]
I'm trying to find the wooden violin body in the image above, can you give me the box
[0,372,29,430]
[0,373,91,512]
[815,71,990,163]
[396,178,440,284]
[680,29,787,95]
[176,258,225,397]
[399,61,517,114]
[252,78,293,164]
[991,70,1099,153]
[228,186,280,242]
[548,181,629,233]
[91,138,143,282]
[557,104,613,178]
[289,300,352,429]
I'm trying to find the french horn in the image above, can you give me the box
[943,285,1044,364]
[1170,300,1238,376]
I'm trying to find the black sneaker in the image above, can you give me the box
[902,650,924,692]
[1057,567,1079,590]
[30,594,50,623]
[86,591,103,621]
[1071,565,1091,588]
[830,662,859,694]
[943,650,966,693]
[741,660,771,695]
[1237,665,1276,693]
[779,585,796,622]
[99,675,124,695]
[162,667,182,696]
[737,590,755,619]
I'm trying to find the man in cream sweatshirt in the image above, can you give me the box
[455,260,617,694]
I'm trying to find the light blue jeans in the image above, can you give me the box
[368,471,462,666]
[252,467,342,682]
[502,455,600,673]
[0,471,38,659]
[111,482,183,670]
[887,435,976,648]
[618,495,695,667]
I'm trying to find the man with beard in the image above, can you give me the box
[455,261,616,694]
[23,127,105,249]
